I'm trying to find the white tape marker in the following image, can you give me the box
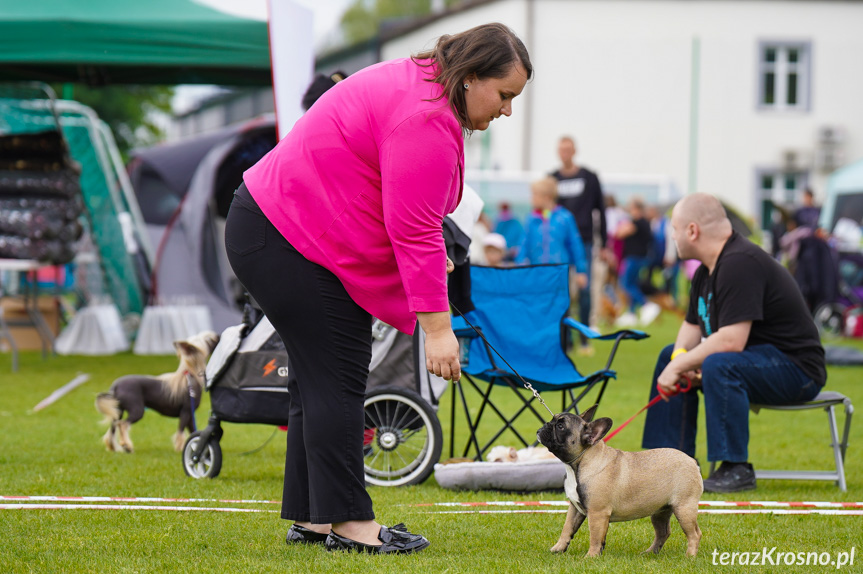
[0,504,278,513]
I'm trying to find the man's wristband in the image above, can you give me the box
[671,348,688,361]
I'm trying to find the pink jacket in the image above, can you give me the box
[244,58,464,334]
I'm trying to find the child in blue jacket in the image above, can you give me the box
[516,177,588,289]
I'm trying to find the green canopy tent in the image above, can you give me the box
[0,0,287,351]
[0,0,272,86]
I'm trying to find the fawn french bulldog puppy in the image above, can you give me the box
[537,405,702,557]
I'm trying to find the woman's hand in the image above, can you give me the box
[424,328,461,381]
[416,311,460,381]
[446,257,455,274]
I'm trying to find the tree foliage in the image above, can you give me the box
[340,0,459,45]
[51,84,174,159]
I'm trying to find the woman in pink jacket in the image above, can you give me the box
[224,23,532,554]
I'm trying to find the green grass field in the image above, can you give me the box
[1,314,861,573]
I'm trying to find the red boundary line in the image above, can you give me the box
[0,495,279,504]
[412,500,863,508]
[424,509,863,516]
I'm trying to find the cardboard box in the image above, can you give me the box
[0,296,60,351]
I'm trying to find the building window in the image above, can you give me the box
[758,42,810,111]
[758,169,809,231]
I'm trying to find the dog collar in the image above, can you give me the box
[565,447,589,466]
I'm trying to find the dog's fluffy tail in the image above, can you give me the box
[95,392,121,425]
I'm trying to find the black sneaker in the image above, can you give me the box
[703,462,756,493]
[325,523,430,554]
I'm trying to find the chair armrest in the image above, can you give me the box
[563,317,649,341]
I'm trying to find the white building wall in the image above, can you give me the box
[381,0,531,174]
[379,0,863,224]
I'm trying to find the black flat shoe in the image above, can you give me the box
[286,524,329,545]
[325,523,430,554]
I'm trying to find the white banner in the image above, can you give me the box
[267,0,314,139]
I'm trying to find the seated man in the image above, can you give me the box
[642,193,825,493]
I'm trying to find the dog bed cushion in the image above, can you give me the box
[434,459,567,491]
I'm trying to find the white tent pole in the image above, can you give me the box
[96,120,155,266]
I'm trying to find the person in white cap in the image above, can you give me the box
[482,232,509,267]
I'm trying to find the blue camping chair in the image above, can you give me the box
[450,264,648,460]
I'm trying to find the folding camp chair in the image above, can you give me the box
[450,264,648,460]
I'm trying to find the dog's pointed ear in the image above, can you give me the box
[580,404,600,423]
[175,341,197,356]
[585,417,613,445]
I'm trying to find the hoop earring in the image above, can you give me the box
[463,83,469,89]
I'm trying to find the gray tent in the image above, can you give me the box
[128,117,278,334]
[820,158,863,248]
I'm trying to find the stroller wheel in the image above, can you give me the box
[182,431,222,479]
[363,388,442,487]
[814,303,846,337]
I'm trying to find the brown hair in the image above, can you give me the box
[413,23,533,136]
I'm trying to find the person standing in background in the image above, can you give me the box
[615,197,660,327]
[793,188,821,229]
[493,201,524,262]
[552,136,608,355]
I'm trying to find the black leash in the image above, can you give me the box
[239,428,280,456]
[449,302,555,418]
[186,372,198,432]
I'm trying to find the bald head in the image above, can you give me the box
[670,193,733,266]
[674,193,732,240]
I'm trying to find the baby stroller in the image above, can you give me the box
[181,306,445,487]
[813,251,863,337]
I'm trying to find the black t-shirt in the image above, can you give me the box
[622,217,652,258]
[685,232,826,386]
[551,167,607,247]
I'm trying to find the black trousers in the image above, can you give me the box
[225,184,374,524]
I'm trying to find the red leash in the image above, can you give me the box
[604,375,694,442]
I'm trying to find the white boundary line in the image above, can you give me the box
[0,496,280,504]
[3,505,859,516]
[2,499,859,517]
[0,504,278,513]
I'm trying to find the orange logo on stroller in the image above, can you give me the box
[262,359,277,377]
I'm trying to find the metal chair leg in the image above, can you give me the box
[840,398,853,461]
[826,404,847,492]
